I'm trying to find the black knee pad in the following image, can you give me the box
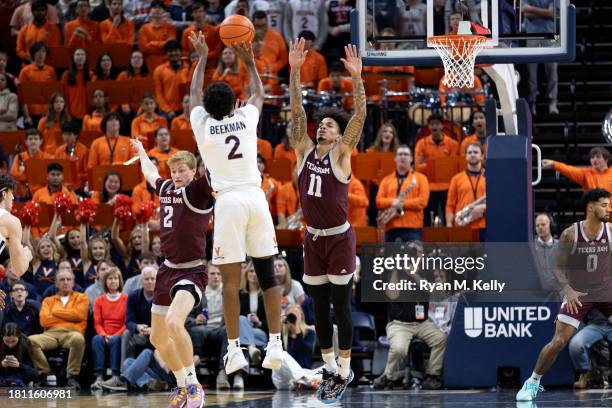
[252,257,278,290]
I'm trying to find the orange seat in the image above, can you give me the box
[275,229,303,248]
[423,227,450,242]
[424,156,462,185]
[86,80,133,105]
[25,158,78,188]
[267,158,292,182]
[448,226,479,242]
[86,43,132,69]
[355,226,378,248]
[0,131,27,156]
[47,46,74,69]
[352,153,378,182]
[89,164,141,191]
[414,68,444,87]
[18,81,63,105]
[170,129,196,152]
[131,79,155,105]
[79,130,103,148]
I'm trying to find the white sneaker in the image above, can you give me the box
[548,102,559,115]
[262,341,284,370]
[233,372,244,390]
[223,347,248,375]
[216,369,230,390]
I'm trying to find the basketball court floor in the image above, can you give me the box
[2,387,612,407]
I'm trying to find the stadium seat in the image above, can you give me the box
[86,81,133,106]
[79,130,102,148]
[351,311,377,375]
[86,44,132,69]
[47,46,74,69]
[267,158,292,182]
[18,81,63,106]
[170,129,196,152]
[0,131,27,157]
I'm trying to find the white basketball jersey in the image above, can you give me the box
[287,0,324,37]
[191,104,261,192]
[252,0,286,34]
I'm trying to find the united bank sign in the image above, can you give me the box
[464,307,552,338]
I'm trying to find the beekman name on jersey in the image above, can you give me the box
[209,121,247,135]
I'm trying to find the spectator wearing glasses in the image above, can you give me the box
[1,280,41,336]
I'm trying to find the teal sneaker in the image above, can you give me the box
[516,379,544,401]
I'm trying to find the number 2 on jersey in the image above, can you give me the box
[307,174,322,197]
[163,206,173,228]
[225,135,243,160]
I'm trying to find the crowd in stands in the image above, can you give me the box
[0,0,610,393]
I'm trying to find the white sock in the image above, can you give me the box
[322,352,338,373]
[185,364,198,385]
[269,332,281,344]
[338,356,351,380]
[531,372,542,383]
[228,338,240,350]
[173,368,187,388]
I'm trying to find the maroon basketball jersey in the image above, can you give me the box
[156,177,213,264]
[568,222,612,294]
[298,147,349,229]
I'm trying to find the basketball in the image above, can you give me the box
[219,15,255,47]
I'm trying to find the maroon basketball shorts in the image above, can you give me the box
[558,302,612,329]
[152,260,208,315]
[302,221,356,286]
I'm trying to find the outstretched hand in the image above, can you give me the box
[289,37,308,70]
[340,44,362,78]
[131,138,145,153]
[230,41,254,65]
[189,30,209,58]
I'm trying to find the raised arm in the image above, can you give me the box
[5,215,32,277]
[131,139,161,187]
[339,44,366,155]
[79,223,89,265]
[231,42,264,112]
[111,218,128,259]
[288,38,313,159]
[188,30,209,114]
[48,213,67,258]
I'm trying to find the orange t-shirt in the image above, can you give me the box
[211,69,248,101]
[87,135,135,169]
[138,21,177,70]
[170,115,191,131]
[147,146,179,179]
[460,133,487,157]
[254,54,279,87]
[60,70,88,119]
[40,292,89,334]
[261,29,288,74]
[276,181,299,217]
[552,162,612,194]
[181,24,222,65]
[414,135,460,191]
[152,62,190,113]
[18,64,57,116]
[131,180,160,214]
[446,170,486,229]
[348,176,368,227]
[100,17,135,45]
[16,21,61,61]
[261,175,280,216]
[32,185,79,206]
[131,114,168,144]
[300,49,327,89]
[317,77,354,109]
[273,144,297,168]
[376,170,430,230]
[82,111,104,132]
[257,138,273,161]
[55,142,90,189]
[37,117,63,155]
[10,149,53,196]
[64,18,101,48]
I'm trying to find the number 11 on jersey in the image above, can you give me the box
[307,174,322,197]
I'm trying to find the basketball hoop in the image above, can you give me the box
[429,34,488,89]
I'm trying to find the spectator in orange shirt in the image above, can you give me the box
[276,166,300,229]
[64,0,101,49]
[100,0,135,45]
[460,109,487,157]
[147,127,178,179]
[414,113,459,226]
[91,171,122,206]
[31,162,79,206]
[15,0,61,62]
[376,145,430,242]
[82,89,109,133]
[132,156,160,214]
[91,53,118,81]
[252,10,288,74]
[257,136,273,161]
[212,47,249,101]
[152,40,190,122]
[38,92,71,155]
[348,176,368,227]
[297,30,327,89]
[10,129,52,199]
[117,50,151,115]
[18,42,56,122]
[87,112,135,169]
[257,154,280,218]
[181,1,222,77]
[317,62,354,110]
[170,94,192,131]
[138,0,178,71]
[273,119,297,167]
[61,48,91,120]
[542,147,612,195]
[445,142,486,239]
[367,122,401,153]
[10,0,59,37]
[252,37,279,92]
[131,92,168,144]
[55,122,89,191]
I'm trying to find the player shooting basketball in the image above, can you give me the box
[288,38,366,403]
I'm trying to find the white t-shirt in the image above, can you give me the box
[287,280,305,304]
[191,104,261,192]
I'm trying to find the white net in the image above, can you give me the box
[430,35,487,89]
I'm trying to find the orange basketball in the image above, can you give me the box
[219,15,255,47]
